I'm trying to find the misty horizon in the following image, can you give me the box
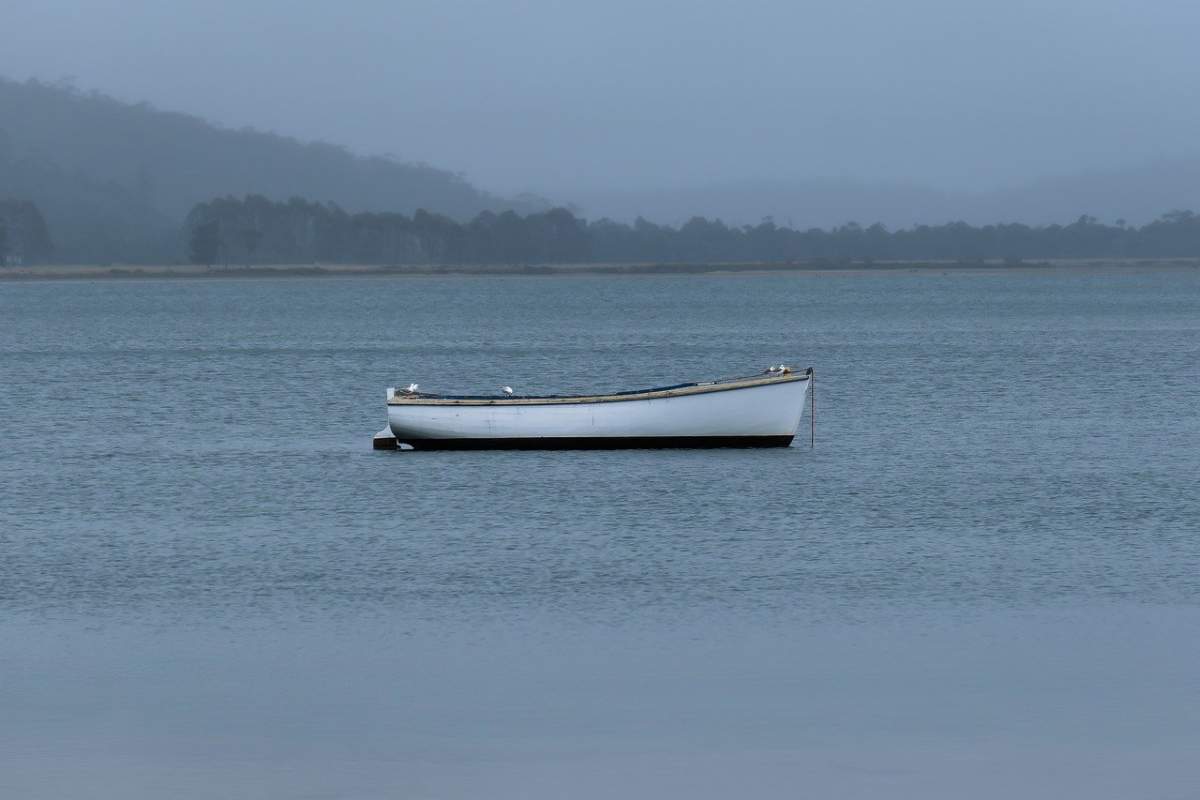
[5,0,1200,217]
[8,70,1200,231]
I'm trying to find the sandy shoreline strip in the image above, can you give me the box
[2,259,1198,281]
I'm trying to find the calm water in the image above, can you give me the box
[2,269,1198,798]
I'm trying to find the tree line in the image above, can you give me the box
[188,195,1200,266]
[10,190,1200,268]
[0,199,53,266]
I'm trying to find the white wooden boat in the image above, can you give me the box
[378,366,813,450]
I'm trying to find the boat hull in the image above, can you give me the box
[387,375,810,450]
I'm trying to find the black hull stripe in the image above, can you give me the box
[392,435,794,451]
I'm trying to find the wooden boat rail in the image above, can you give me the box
[387,368,813,407]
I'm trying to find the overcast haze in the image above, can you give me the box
[4,0,1200,222]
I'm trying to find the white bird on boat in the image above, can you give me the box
[404,383,419,394]
[502,386,514,395]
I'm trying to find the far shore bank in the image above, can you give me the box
[3,258,1199,282]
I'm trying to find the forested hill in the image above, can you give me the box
[0,77,530,262]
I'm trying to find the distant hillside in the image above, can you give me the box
[969,158,1200,226]
[567,180,957,230]
[0,77,532,262]
[569,159,1200,230]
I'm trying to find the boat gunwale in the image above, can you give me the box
[387,368,812,407]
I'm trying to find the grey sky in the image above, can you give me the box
[4,0,1199,198]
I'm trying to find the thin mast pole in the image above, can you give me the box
[810,367,815,448]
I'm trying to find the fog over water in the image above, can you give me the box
[5,0,1200,224]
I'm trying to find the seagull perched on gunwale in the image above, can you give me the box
[501,386,514,395]
[404,383,419,393]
